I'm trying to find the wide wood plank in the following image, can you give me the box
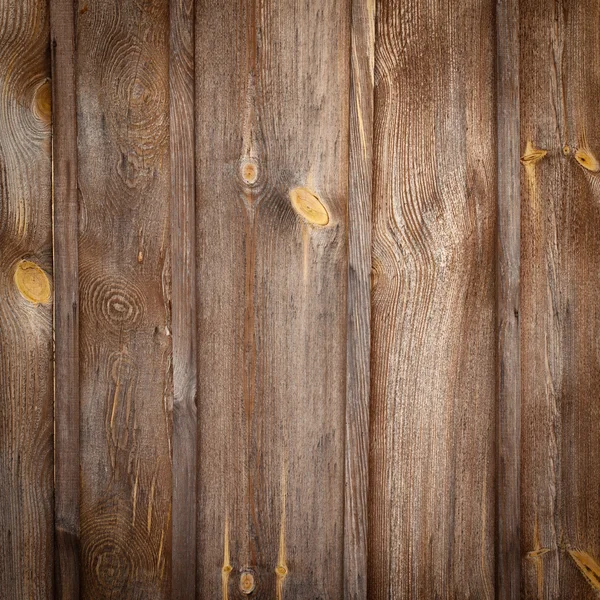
[50,0,80,595]
[76,1,172,596]
[369,1,497,597]
[170,0,197,597]
[196,0,350,597]
[345,0,375,598]
[0,1,54,597]
[496,0,521,598]
[520,1,600,597]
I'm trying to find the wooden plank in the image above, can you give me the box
[496,0,521,598]
[345,0,375,598]
[520,1,600,597]
[170,0,197,598]
[368,1,497,597]
[50,0,80,595]
[195,1,350,597]
[76,0,172,596]
[0,1,54,597]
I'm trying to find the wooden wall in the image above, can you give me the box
[1,0,600,598]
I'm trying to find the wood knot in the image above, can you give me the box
[275,564,288,578]
[521,141,547,166]
[240,159,259,186]
[239,570,256,594]
[575,148,600,172]
[289,187,329,226]
[14,260,51,304]
[33,80,52,124]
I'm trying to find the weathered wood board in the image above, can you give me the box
[369,1,497,597]
[76,0,172,596]
[520,1,600,597]
[195,0,350,597]
[0,1,54,598]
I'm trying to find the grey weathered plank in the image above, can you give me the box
[76,0,172,596]
[345,0,374,598]
[369,1,497,597]
[170,0,197,598]
[50,0,80,595]
[496,0,521,598]
[195,0,350,597]
[0,0,54,597]
[520,1,600,597]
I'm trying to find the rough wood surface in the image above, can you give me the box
[170,0,197,597]
[520,1,600,598]
[0,1,54,597]
[76,0,172,596]
[50,0,81,595]
[369,1,497,597]
[195,0,350,597]
[496,0,521,598]
[345,0,374,598]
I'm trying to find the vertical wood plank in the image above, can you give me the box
[520,1,600,597]
[496,0,521,598]
[76,0,172,596]
[196,0,350,597]
[369,1,497,597]
[50,0,80,595]
[345,0,375,598]
[170,0,197,597]
[0,1,54,598]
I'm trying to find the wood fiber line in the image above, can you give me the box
[196,0,350,597]
[496,0,521,598]
[50,0,80,595]
[520,1,600,598]
[0,0,54,598]
[345,0,375,598]
[76,0,172,597]
[369,1,497,598]
[170,0,197,597]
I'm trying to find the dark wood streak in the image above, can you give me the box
[50,0,81,596]
[345,0,374,598]
[170,0,197,598]
[496,1,521,598]
[0,1,54,598]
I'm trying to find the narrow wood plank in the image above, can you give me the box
[369,1,497,597]
[76,1,172,596]
[345,0,375,598]
[496,0,521,598]
[520,1,600,597]
[170,0,197,597]
[196,1,350,597]
[50,0,80,595]
[0,1,54,597]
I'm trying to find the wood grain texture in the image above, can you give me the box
[195,0,350,597]
[0,0,54,597]
[369,1,497,598]
[496,0,521,598]
[520,1,600,597]
[76,0,172,596]
[345,0,374,598]
[50,0,81,595]
[170,0,197,597]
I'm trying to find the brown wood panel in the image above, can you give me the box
[0,1,54,597]
[369,1,497,598]
[345,0,375,598]
[195,0,350,597]
[170,0,197,597]
[496,0,521,598]
[520,1,600,597]
[50,0,81,595]
[76,0,172,596]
